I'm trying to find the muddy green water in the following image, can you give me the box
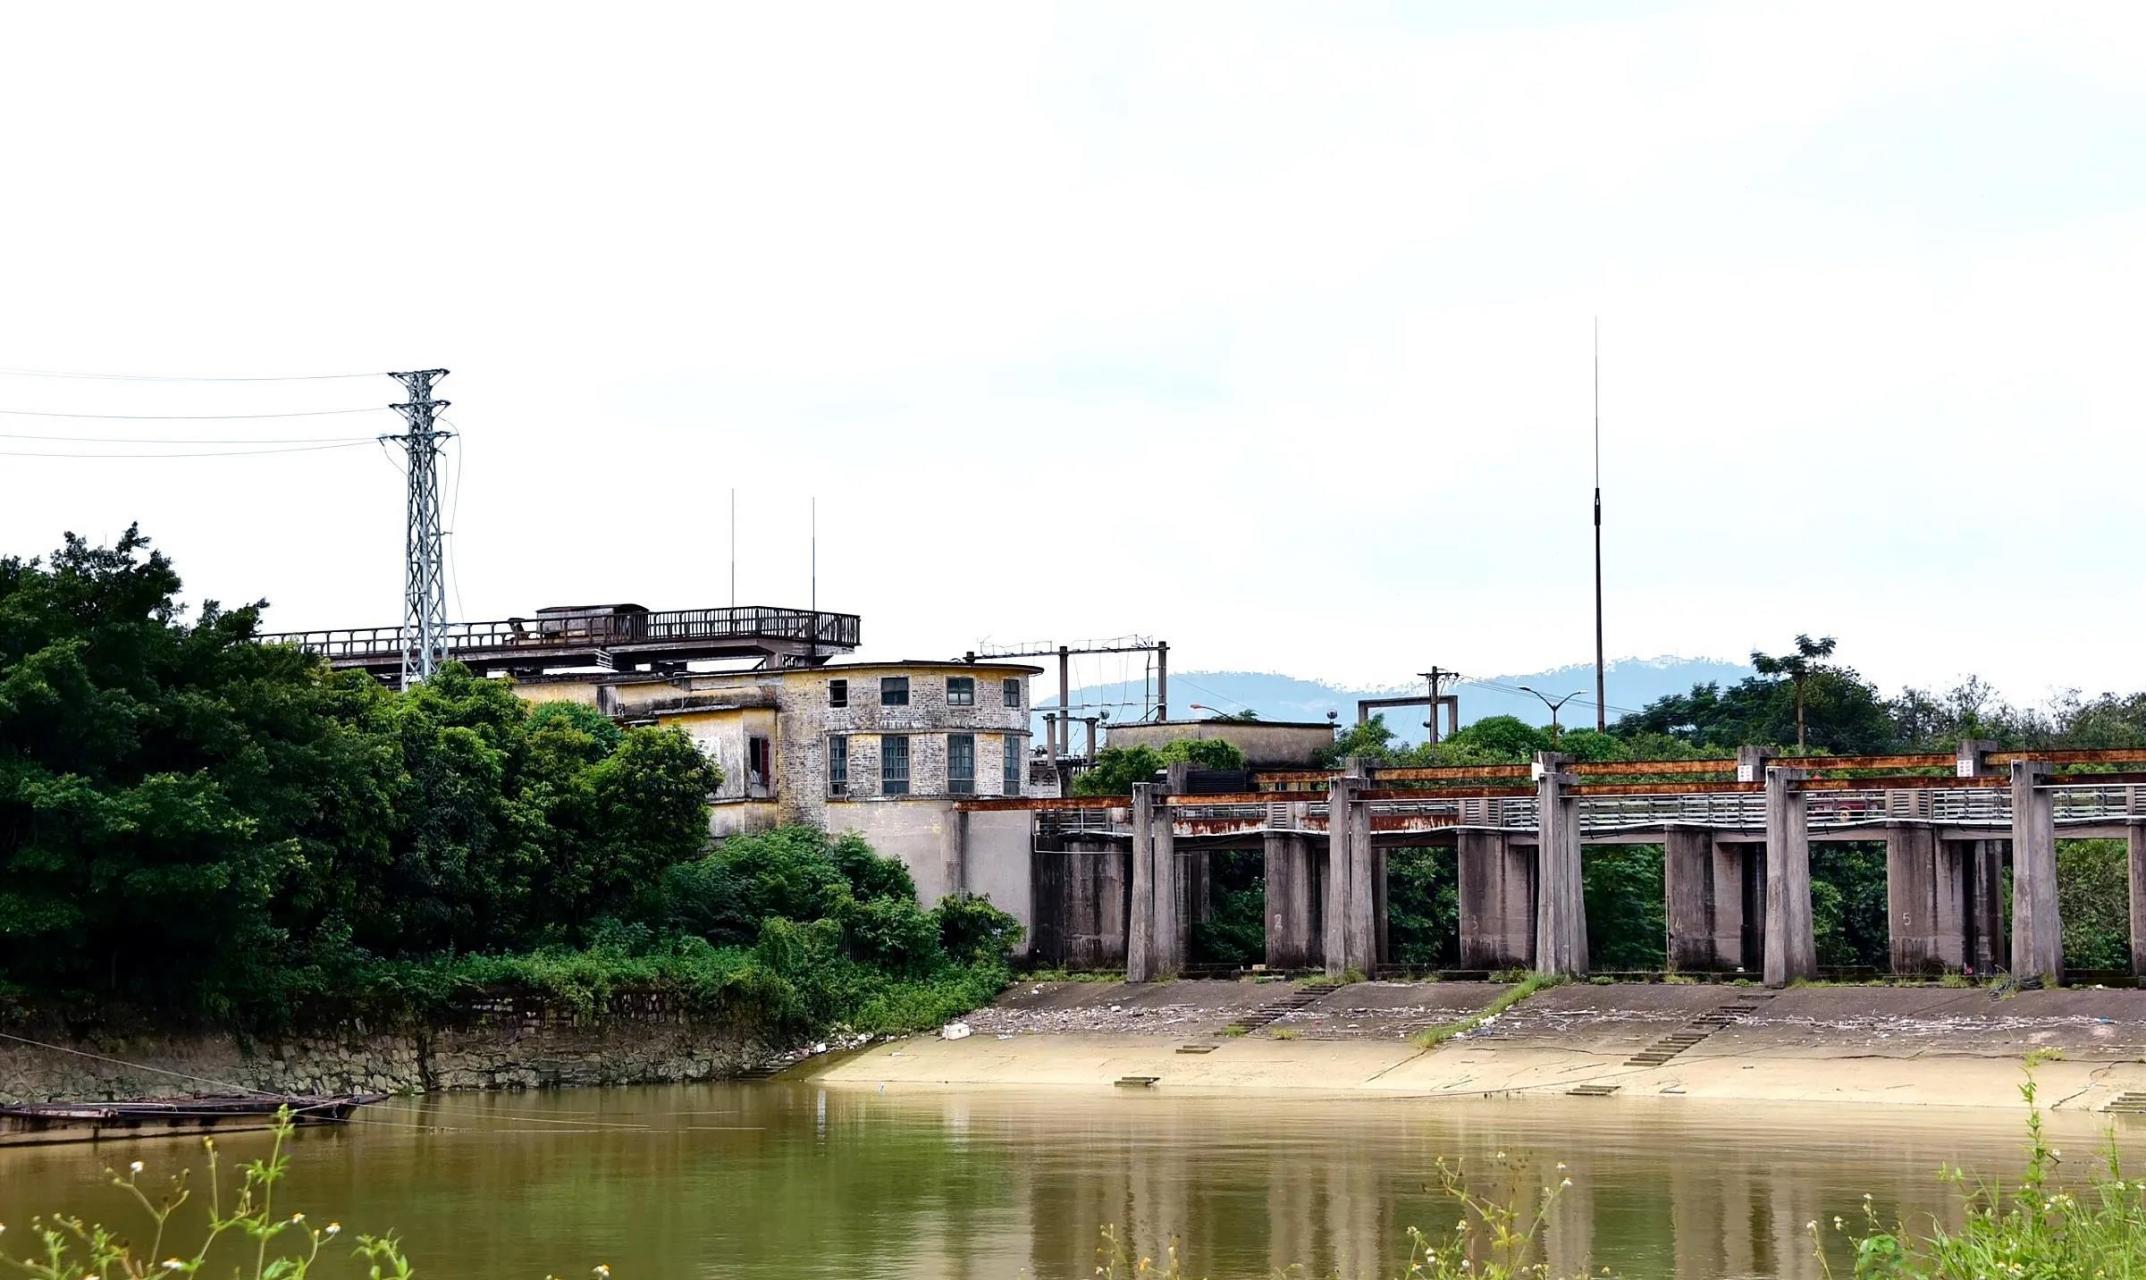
[0,1084,2128,1279]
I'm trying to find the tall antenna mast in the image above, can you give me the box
[809,495,817,660]
[1592,320,1606,733]
[730,487,737,607]
[388,369,452,688]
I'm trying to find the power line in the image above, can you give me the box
[445,428,469,625]
[0,406,390,420]
[0,431,381,444]
[0,440,377,459]
[0,366,385,383]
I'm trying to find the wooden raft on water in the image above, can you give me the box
[0,1093,387,1148]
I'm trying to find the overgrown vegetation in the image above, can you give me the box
[1072,737,1247,796]
[1412,973,1561,1048]
[0,529,1016,1034]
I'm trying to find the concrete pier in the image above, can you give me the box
[1127,784,1157,983]
[1263,813,1320,969]
[2130,822,2146,979]
[1030,836,1129,969]
[1458,830,1534,969]
[1153,802,1182,978]
[1885,824,1965,974]
[1324,776,1376,977]
[2010,761,2061,983]
[1763,767,1816,987]
[1534,755,1587,976]
[1665,828,1746,971]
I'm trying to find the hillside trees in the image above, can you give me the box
[0,528,721,1016]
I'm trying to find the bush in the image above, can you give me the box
[840,895,942,976]
[933,894,1024,964]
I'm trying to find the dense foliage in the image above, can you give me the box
[0,529,1015,1031]
[1071,736,1247,796]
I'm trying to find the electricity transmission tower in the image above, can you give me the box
[386,369,452,687]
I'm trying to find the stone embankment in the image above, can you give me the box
[0,994,793,1104]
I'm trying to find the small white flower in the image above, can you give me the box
[162,1260,184,1271]
[326,1222,342,1237]
[290,1213,305,1225]
[595,1267,612,1279]
[1805,1220,1817,1231]
[1560,1178,1573,1189]
[129,1161,144,1175]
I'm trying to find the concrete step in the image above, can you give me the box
[1623,999,1761,1066]
[1226,982,1341,1033]
[1568,1083,1621,1097]
[2106,1092,2146,1114]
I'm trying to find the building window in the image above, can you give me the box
[747,736,771,797]
[1002,735,1021,797]
[829,678,848,708]
[828,735,849,797]
[948,733,975,795]
[947,676,975,707]
[881,676,909,707]
[881,735,910,795]
[1002,678,1022,708]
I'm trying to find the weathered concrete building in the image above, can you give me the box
[263,603,1045,950]
[521,661,1045,943]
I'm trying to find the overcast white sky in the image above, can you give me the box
[2,2,2142,704]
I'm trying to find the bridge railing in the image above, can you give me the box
[260,605,863,662]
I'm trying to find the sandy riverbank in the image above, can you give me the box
[802,978,2146,1112]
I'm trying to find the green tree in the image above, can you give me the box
[0,527,371,1009]
[1751,634,1838,753]
[1071,737,1247,795]
[0,528,728,1017]
[2058,840,2130,971]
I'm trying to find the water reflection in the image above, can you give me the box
[0,1083,2118,1280]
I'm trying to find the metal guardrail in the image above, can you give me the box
[1031,778,2146,839]
[260,605,862,662]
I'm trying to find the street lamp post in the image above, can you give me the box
[1518,686,1585,746]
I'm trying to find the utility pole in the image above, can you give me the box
[1592,318,1607,733]
[387,369,451,688]
[1057,645,1070,758]
[1156,640,1169,720]
[1417,667,1454,744]
[970,636,1170,732]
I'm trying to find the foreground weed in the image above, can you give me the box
[1815,1063,2146,1278]
[0,1108,413,1280]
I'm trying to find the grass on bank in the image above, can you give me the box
[1412,973,1563,1050]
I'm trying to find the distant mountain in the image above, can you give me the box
[1035,656,1756,746]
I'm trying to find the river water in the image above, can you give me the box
[0,1083,2126,1279]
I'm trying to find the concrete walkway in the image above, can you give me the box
[808,979,2146,1112]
